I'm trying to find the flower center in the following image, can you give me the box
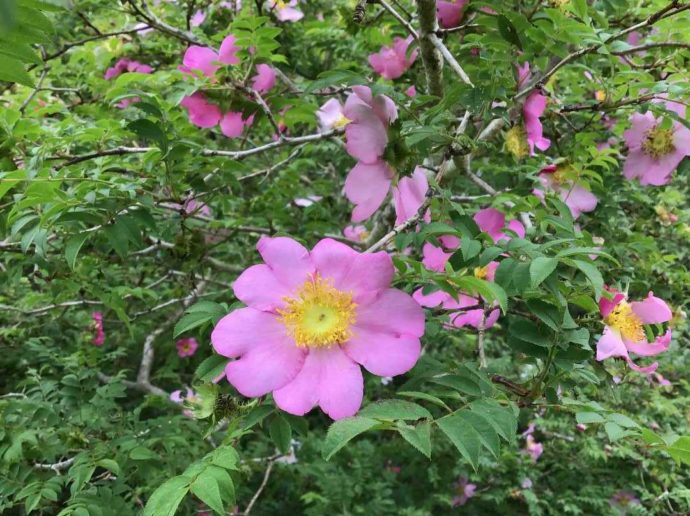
[278,274,357,348]
[333,114,352,129]
[642,125,675,159]
[605,301,645,342]
[474,266,489,280]
[506,126,529,159]
[595,90,606,102]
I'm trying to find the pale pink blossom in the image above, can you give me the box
[451,477,477,507]
[104,58,153,80]
[392,168,428,225]
[179,35,240,77]
[368,36,418,80]
[343,225,369,243]
[533,164,598,218]
[524,90,551,154]
[190,9,206,27]
[524,435,543,462]
[405,85,416,97]
[211,236,425,420]
[267,0,303,22]
[316,98,349,132]
[597,287,673,374]
[176,337,199,357]
[473,207,526,242]
[251,64,276,94]
[622,99,690,186]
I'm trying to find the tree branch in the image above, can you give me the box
[415,0,444,96]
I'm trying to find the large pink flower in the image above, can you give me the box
[368,36,418,80]
[211,237,425,420]
[414,262,500,330]
[180,92,222,128]
[596,287,672,374]
[179,35,240,77]
[342,86,398,222]
[622,100,690,186]
[392,167,429,225]
[437,0,468,29]
[267,0,303,22]
[534,165,598,219]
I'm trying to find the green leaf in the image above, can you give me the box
[64,232,89,270]
[96,458,120,476]
[190,467,225,515]
[129,446,159,461]
[241,405,275,430]
[436,412,481,469]
[322,416,378,460]
[269,415,292,454]
[666,436,690,465]
[358,400,432,421]
[397,391,451,412]
[571,259,603,299]
[458,410,501,459]
[430,374,482,396]
[0,54,33,86]
[525,299,562,331]
[497,15,522,50]
[530,257,559,288]
[143,476,191,516]
[576,412,605,424]
[607,413,639,429]
[397,421,432,458]
[127,119,168,154]
[195,355,228,383]
[469,400,517,444]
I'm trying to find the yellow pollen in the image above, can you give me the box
[275,0,286,8]
[278,274,357,348]
[642,125,675,159]
[333,114,352,129]
[505,126,529,159]
[474,266,489,280]
[595,90,607,102]
[606,301,645,342]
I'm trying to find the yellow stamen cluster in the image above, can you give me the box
[505,126,529,159]
[595,90,607,102]
[474,266,489,280]
[642,125,675,159]
[278,274,357,348]
[606,301,645,342]
[333,114,352,129]
[275,0,286,8]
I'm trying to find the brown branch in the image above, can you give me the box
[416,0,444,97]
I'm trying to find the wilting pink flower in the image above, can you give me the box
[609,490,640,514]
[516,62,531,89]
[343,86,398,222]
[368,36,418,80]
[392,168,428,225]
[534,164,598,218]
[179,35,240,77]
[437,0,468,29]
[343,225,369,243]
[176,337,199,357]
[104,58,153,80]
[220,111,253,138]
[251,64,276,94]
[190,9,206,26]
[524,435,543,462]
[524,90,551,154]
[316,98,350,132]
[267,0,303,22]
[92,312,105,346]
[474,207,526,242]
[651,372,672,386]
[170,388,198,417]
[451,477,477,507]
[183,198,212,217]
[211,237,425,420]
[622,100,690,186]
[405,85,416,97]
[597,287,673,374]
[180,92,222,128]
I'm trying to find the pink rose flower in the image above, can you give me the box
[533,164,598,219]
[104,59,153,80]
[316,98,349,132]
[524,90,551,155]
[179,35,240,77]
[405,85,417,97]
[368,36,418,80]
[524,435,543,462]
[180,92,222,128]
[342,86,398,222]
[437,0,468,29]
[92,311,105,346]
[211,236,425,420]
[267,0,303,22]
[251,64,276,94]
[622,100,690,186]
[392,167,429,225]
[170,388,198,418]
[220,111,253,138]
[473,207,526,242]
[190,9,206,27]
[451,477,477,507]
[176,337,199,357]
[597,287,673,374]
[343,225,369,243]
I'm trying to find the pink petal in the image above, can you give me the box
[393,168,428,225]
[421,236,459,272]
[273,346,363,420]
[623,112,657,150]
[630,292,672,324]
[524,91,551,154]
[344,106,389,163]
[310,238,394,304]
[354,288,425,338]
[180,93,222,128]
[413,287,454,308]
[275,4,304,22]
[344,161,393,222]
[219,34,241,65]
[232,264,291,311]
[317,98,344,131]
[437,0,467,29]
[560,184,598,218]
[251,64,276,94]
[474,207,505,240]
[599,287,625,318]
[182,46,220,77]
[343,327,421,376]
[596,326,628,361]
[212,307,284,358]
[625,357,658,374]
[220,112,246,138]
[625,329,671,357]
[256,236,315,292]
[190,9,206,27]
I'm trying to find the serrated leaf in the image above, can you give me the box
[143,476,191,516]
[190,467,225,515]
[358,400,431,421]
[397,421,432,458]
[576,412,605,424]
[322,417,378,460]
[269,415,292,454]
[572,259,603,299]
[64,232,89,269]
[530,257,559,288]
[436,413,481,469]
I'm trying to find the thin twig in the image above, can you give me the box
[243,460,276,516]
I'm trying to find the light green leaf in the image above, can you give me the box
[322,416,378,460]
[530,257,559,288]
[143,476,192,516]
[358,400,432,421]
